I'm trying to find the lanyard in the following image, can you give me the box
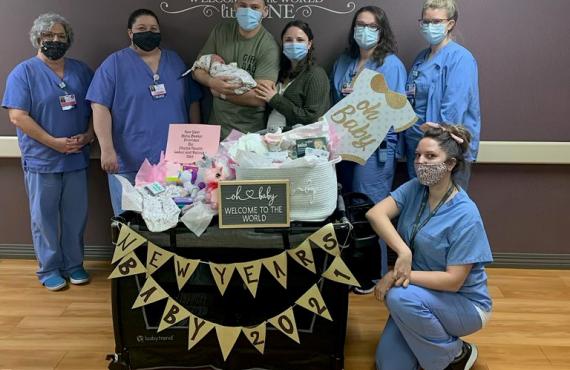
[58,81,70,95]
[409,183,455,250]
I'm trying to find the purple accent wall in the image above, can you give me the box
[0,0,569,252]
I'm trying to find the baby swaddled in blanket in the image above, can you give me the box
[183,54,257,95]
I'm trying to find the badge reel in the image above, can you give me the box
[58,81,77,111]
[149,74,166,99]
[341,70,358,96]
[406,69,419,107]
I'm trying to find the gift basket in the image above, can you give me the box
[117,120,341,234]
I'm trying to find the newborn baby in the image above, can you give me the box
[184,54,257,95]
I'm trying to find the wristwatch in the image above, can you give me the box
[220,93,227,100]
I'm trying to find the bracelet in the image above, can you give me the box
[220,93,227,100]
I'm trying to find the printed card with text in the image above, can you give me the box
[165,124,221,164]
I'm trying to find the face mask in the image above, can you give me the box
[40,41,69,61]
[415,162,449,186]
[283,42,309,62]
[132,31,161,52]
[236,7,263,31]
[420,23,447,45]
[353,26,380,50]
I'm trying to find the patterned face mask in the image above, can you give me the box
[414,162,449,186]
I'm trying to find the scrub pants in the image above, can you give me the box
[107,171,137,216]
[337,141,396,279]
[24,169,88,284]
[404,134,473,191]
[376,285,483,370]
[337,141,397,205]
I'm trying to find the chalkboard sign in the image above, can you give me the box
[218,180,290,229]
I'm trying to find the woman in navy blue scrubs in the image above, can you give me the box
[87,9,202,216]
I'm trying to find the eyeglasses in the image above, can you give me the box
[355,22,380,32]
[40,31,67,41]
[418,18,450,26]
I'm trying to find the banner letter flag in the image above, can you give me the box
[215,325,242,361]
[236,260,262,298]
[296,284,333,321]
[146,242,174,276]
[112,225,146,263]
[174,255,200,290]
[287,241,316,274]
[262,252,288,289]
[188,313,215,351]
[108,251,147,279]
[209,263,236,296]
[322,256,361,287]
[132,276,170,309]
[307,223,340,256]
[268,307,300,344]
[158,297,191,332]
[243,323,267,354]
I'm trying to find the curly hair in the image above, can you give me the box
[422,123,472,175]
[29,13,74,49]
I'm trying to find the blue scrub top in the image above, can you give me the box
[390,178,493,311]
[86,48,202,173]
[2,57,93,173]
[405,41,481,161]
[331,53,407,145]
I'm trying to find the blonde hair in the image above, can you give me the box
[422,0,459,23]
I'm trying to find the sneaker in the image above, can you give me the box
[69,268,90,285]
[44,276,67,291]
[353,281,375,295]
[445,341,478,370]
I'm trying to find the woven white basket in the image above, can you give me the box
[235,156,341,222]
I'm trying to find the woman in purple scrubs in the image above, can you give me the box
[2,13,93,291]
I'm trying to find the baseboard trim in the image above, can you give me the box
[487,253,570,269]
[1,245,569,269]
[0,244,114,260]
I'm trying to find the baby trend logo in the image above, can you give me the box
[160,0,357,19]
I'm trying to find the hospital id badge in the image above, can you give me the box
[149,83,166,99]
[341,82,353,96]
[59,94,76,111]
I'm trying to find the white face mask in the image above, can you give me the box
[415,162,449,186]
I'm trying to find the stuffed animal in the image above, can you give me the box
[204,160,232,209]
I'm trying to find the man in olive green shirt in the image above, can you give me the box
[193,0,280,139]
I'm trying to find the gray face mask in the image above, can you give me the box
[414,162,449,186]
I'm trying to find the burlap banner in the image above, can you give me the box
[109,222,361,360]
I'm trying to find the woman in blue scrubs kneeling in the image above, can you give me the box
[2,13,94,291]
[367,124,492,370]
[87,9,202,216]
[404,0,481,190]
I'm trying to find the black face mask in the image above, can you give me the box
[41,41,69,61]
[132,31,161,52]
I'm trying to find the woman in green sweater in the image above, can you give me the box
[255,20,330,131]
